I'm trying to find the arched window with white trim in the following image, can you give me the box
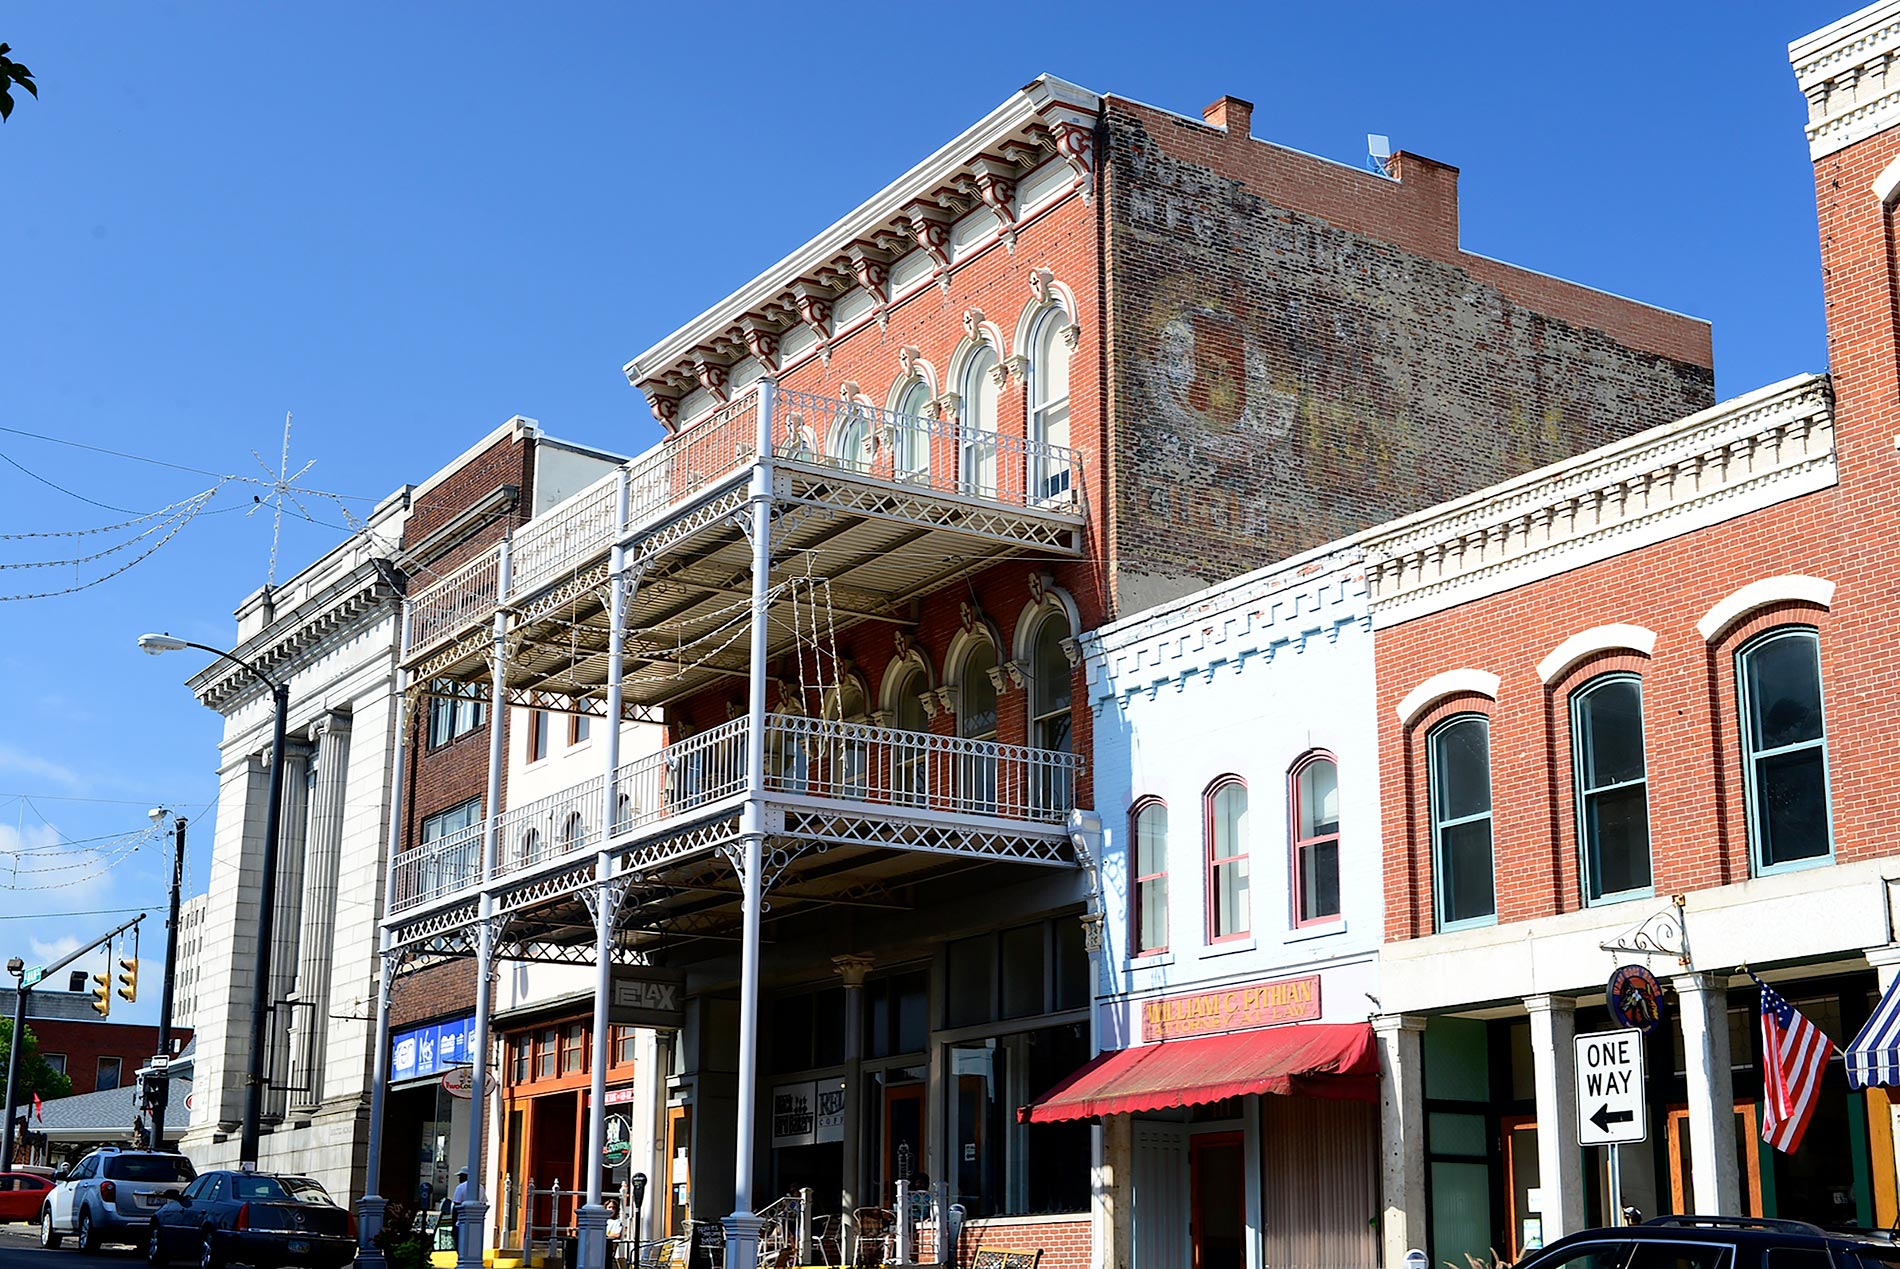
[1738,627,1832,872]
[892,378,931,481]
[1029,309,1072,501]
[958,640,999,812]
[1428,715,1495,929]
[1572,674,1651,903]
[1028,613,1073,810]
[888,664,930,804]
[823,676,870,797]
[1131,799,1168,955]
[1290,752,1341,925]
[960,344,1000,498]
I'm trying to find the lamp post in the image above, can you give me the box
[139,632,290,1169]
[2,957,24,1169]
[147,808,187,1151]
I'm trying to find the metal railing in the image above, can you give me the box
[387,821,485,914]
[403,384,1085,653]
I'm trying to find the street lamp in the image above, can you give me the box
[139,632,289,1169]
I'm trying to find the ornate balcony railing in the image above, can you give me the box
[403,386,1085,654]
[385,714,1081,915]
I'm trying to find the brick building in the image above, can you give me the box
[367,69,1712,1269]
[1365,4,1900,1264]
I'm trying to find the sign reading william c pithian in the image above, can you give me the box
[1141,974,1321,1042]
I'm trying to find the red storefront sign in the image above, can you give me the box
[1141,973,1321,1042]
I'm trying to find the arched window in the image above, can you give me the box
[561,811,586,855]
[824,676,870,797]
[960,345,1000,498]
[1428,715,1495,929]
[1131,800,1169,954]
[1205,778,1250,941]
[1029,310,1072,501]
[1572,675,1651,903]
[832,398,873,473]
[1290,753,1340,925]
[892,379,931,480]
[888,665,930,804]
[519,828,542,868]
[959,641,999,812]
[1029,615,1073,811]
[1738,628,1831,872]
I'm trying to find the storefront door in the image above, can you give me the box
[665,1105,692,1237]
[1665,1104,1763,1216]
[1189,1131,1245,1269]
[884,1083,925,1205]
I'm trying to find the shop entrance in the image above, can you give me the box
[884,1083,925,1205]
[665,1105,692,1237]
[1189,1131,1245,1269]
[528,1091,580,1240]
[1665,1103,1763,1216]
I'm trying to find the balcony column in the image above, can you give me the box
[459,536,513,1269]
[1526,995,1585,1241]
[578,474,634,1269]
[1673,972,1741,1214]
[725,379,776,1269]
[358,632,414,1267]
[834,954,873,1258]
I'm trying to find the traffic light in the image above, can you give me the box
[89,972,110,1017]
[116,957,138,1003]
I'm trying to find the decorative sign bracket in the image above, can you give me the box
[1599,894,1690,968]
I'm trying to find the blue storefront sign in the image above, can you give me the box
[390,1015,477,1084]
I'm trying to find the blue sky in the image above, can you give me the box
[0,1,1852,1026]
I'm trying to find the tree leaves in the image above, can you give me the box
[0,43,39,124]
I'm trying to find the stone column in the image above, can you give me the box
[1372,1014,1428,1269]
[1674,973,1741,1214]
[264,737,312,1123]
[1868,944,1900,992]
[834,954,872,1260]
[1526,995,1585,1240]
[290,712,351,1112]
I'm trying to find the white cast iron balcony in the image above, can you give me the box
[386,714,1082,915]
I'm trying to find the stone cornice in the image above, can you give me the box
[1791,2,1900,158]
[188,559,404,713]
[1364,374,1835,628]
[1083,548,1368,705]
[624,75,1101,428]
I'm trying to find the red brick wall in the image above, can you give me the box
[28,1021,191,1096]
[1101,95,1718,613]
[913,1216,1092,1269]
[1377,119,1900,941]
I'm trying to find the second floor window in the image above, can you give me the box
[421,797,481,846]
[960,345,1001,497]
[1291,753,1341,924]
[892,379,931,479]
[1205,778,1250,941]
[959,642,1000,812]
[1132,800,1168,954]
[96,1056,122,1091]
[1429,715,1495,929]
[1030,616,1073,810]
[1030,310,1072,500]
[1573,675,1652,903]
[527,710,549,762]
[1739,628,1832,872]
[428,679,486,749]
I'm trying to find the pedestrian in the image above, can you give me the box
[605,1197,624,1269]
[449,1168,469,1252]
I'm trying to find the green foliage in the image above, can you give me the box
[0,1018,75,1102]
[373,1201,431,1269]
[0,44,36,122]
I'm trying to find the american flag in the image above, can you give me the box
[1759,976,1836,1153]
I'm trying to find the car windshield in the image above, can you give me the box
[230,1175,334,1205]
[104,1156,196,1182]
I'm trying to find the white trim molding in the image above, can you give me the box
[1536,623,1659,685]
[1696,575,1836,643]
[1791,2,1900,159]
[1396,669,1500,726]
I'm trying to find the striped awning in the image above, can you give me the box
[1846,973,1900,1089]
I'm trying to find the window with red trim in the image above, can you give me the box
[1205,778,1250,941]
[1290,752,1341,925]
[1130,800,1169,954]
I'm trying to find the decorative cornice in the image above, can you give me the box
[1791,2,1900,159]
[624,75,1102,422]
[1364,375,1835,629]
[189,560,404,713]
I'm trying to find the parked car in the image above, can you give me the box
[0,1171,53,1224]
[145,1169,356,1268]
[39,1147,197,1251]
[1518,1215,1900,1269]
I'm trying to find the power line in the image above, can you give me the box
[0,422,378,501]
[0,907,153,922]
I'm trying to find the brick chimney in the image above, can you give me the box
[1202,95,1253,139]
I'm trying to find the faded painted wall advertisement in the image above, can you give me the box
[1141,973,1321,1042]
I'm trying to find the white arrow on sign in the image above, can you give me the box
[1574,1027,1647,1147]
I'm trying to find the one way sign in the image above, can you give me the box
[1574,1027,1647,1147]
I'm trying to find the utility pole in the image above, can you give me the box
[1,914,144,1169]
[151,813,186,1151]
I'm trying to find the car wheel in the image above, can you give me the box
[199,1231,223,1269]
[39,1206,61,1248]
[77,1207,99,1253]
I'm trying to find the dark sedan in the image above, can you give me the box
[145,1169,356,1268]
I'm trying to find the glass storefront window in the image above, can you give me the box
[1000,925,1045,1020]
[947,1023,1089,1217]
[537,1029,557,1079]
[946,936,996,1029]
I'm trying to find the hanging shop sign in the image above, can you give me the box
[771,1082,816,1148]
[815,1078,846,1145]
[1606,965,1664,1034]
[1141,973,1321,1042]
[609,966,688,1031]
[441,1066,475,1099]
[391,1015,478,1085]
[604,1113,633,1167]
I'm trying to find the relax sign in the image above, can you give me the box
[609,966,687,1030]
[1141,973,1321,1041]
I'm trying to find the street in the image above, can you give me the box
[0,1222,145,1267]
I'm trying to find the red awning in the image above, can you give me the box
[1021,1022,1379,1124]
